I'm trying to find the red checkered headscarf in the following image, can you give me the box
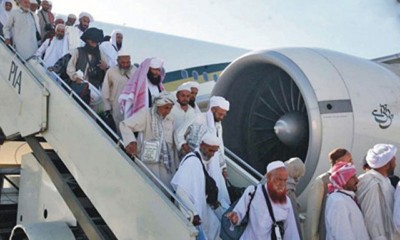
[328,162,357,193]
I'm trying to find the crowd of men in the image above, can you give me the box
[2,1,400,240]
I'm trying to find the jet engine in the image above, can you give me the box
[212,48,400,195]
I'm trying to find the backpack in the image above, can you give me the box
[220,185,257,240]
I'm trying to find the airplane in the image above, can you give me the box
[1,0,400,239]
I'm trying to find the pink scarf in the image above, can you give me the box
[118,58,165,119]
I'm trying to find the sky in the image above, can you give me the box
[51,0,400,59]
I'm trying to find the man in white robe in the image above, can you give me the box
[169,83,196,130]
[120,92,178,190]
[65,11,92,50]
[226,161,300,240]
[393,182,400,232]
[3,0,40,60]
[184,81,201,113]
[35,23,68,67]
[305,148,353,240]
[325,162,369,240]
[100,29,123,68]
[0,0,12,36]
[356,143,400,240]
[102,52,137,134]
[171,133,225,240]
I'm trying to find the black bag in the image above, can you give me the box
[220,185,257,240]
[193,152,219,206]
[262,185,285,240]
[70,82,90,104]
[226,180,246,203]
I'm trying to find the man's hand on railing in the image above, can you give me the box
[4,39,11,45]
[125,142,137,158]
[192,215,202,226]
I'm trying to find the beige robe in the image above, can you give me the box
[356,170,400,240]
[101,65,136,133]
[120,108,178,190]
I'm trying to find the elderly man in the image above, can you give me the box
[102,52,137,134]
[29,0,38,13]
[226,161,300,240]
[170,83,196,130]
[65,13,76,26]
[3,0,40,59]
[0,0,13,36]
[356,143,400,239]
[35,23,68,67]
[305,148,353,240]
[100,29,123,67]
[120,92,178,189]
[324,162,369,240]
[171,133,226,240]
[67,27,108,89]
[37,0,54,41]
[65,11,93,49]
[119,57,165,119]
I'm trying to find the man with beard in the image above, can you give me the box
[324,162,369,240]
[305,148,353,240]
[65,13,76,26]
[170,83,196,130]
[37,0,54,41]
[65,11,93,50]
[35,23,68,67]
[100,29,124,67]
[226,161,300,240]
[119,57,165,119]
[102,52,137,134]
[171,133,226,240]
[356,143,400,239]
[0,0,13,36]
[67,27,108,89]
[184,81,201,113]
[3,0,40,59]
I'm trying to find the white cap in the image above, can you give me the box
[55,14,64,21]
[30,0,38,4]
[266,160,286,173]
[68,13,77,19]
[149,58,164,69]
[176,83,192,93]
[79,12,93,22]
[201,133,221,146]
[185,81,200,89]
[366,144,397,169]
[117,51,130,57]
[210,96,230,111]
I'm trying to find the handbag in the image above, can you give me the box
[262,185,285,240]
[220,185,257,240]
[70,81,90,104]
[140,139,161,163]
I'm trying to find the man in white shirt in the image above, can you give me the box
[324,162,369,240]
[169,83,196,130]
[35,23,68,67]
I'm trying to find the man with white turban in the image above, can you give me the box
[119,57,165,119]
[324,162,369,240]
[35,23,68,67]
[65,13,76,26]
[65,11,93,49]
[184,81,201,113]
[356,143,400,240]
[226,161,300,240]
[120,92,178,189]
[0,0,13,36]
[171,133,225,240]
[169,83,196,130]
[100,29,124,67]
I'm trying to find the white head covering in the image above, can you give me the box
[68,13,77,19]
[184,81,200,89]
[366,143,397,169]
[79,12,93,22]
[5,0,12,3]
[117,50,130,57]
[209,96,230,111]
[153,92,174,107]
[267,160,286,173]
[176,83,191,93]
[55,14,64,21]
[29,0,38,4]
[149,58,164,69]
[201,133,221,146]
[284,157,305,180]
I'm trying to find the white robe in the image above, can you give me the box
[35,37,68,67]
[169,103,196,130]
[392,182,400,232]
[0,0,10,26]
[233,184,300,240]
[3,8,39,59]
[356,170,400,240]
[171,150,221,240]
[325,190,370,240]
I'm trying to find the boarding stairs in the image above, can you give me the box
[0,38,259,239]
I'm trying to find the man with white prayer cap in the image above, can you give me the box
[169,82,196,131]
[183,81,201,113]
[356,143,400,240]
[66,13,76,26]
[119,57,166,119]
[226,160,300,240]
[324,162,369,240]
[35,23,68,67]
[120,92,178,189]
[102,51,137,134]
[171,133,226,240]
[100,29,124,67]
[65,11,93,49]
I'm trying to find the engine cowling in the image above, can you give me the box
[212,48,400,195]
